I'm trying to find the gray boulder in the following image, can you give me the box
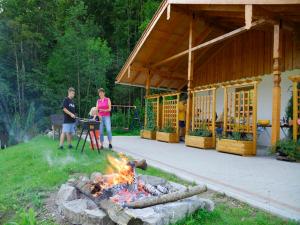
[56,184,78,206]
[82,209,114,225]
[62,199,89,224]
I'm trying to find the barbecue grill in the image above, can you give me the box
[76,118,101,153]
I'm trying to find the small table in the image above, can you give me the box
[257,124,291,139]
[76,119,101,153]
[257,124,271,139]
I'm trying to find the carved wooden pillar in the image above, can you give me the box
[271,24,282,145]
[145,70,151,97]
[186,16,194,134]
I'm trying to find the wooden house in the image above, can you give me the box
[115,0,300,155]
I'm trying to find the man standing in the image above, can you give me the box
[59,87,76,149]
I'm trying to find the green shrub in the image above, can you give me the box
[273,139,300,161]
[111,109,127,128]
[189,128,212,137]
[160,120,175,133]
[232,131,242,141]
[219,132,253,141]
[144,99,156,132]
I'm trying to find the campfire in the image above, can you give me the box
[55,154,214,225]
[89,154,171,204]
[89,154,151,204]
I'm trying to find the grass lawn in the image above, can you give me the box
[0,136,297,225]
[111,128,140,136]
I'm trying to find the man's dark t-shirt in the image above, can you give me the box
[62,97,76,123]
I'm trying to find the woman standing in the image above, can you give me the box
[96,88,113,149]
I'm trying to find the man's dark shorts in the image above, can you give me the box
[179,120,185,128]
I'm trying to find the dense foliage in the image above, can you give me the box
[144,99,156,131]
[274,139,300,161]
[0,0,160,144]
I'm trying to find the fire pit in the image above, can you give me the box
[55,154,214,225]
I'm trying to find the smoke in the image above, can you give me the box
[0,95,49,145]
[44,149,77,167]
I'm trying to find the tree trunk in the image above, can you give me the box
[84,53,93,116]
[14,42,21,115]
[127,0,131,55]
[20,40,26,115]
[76,47,81,117]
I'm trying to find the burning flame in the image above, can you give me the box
[91,153,150,204]
[91,153,135,195]
[105,154,135,185]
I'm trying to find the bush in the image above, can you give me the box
[218,132,253,141]
[160,120,175,133]
[189,129,212,137]
[273,139,300,161]
[189,124,212,137]
[144,99,156,131]
[111,109,127,129]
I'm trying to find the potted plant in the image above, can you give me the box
[141,100,157,140]
[185,125,214,149]
[272,139,300,162]
[156,120,179,143]
[216,130,255,156]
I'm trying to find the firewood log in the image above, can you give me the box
[156,185,168,194]
[124,185,207,209]
[132,159,147,170]
[143,183,162,196]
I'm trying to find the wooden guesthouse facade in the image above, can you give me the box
[115,0,300,156]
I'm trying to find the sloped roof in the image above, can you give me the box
[115,0,300,90]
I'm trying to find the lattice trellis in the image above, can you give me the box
[162,92,180,134]
[289,75,300,141]
[144,94,160,130]
[223,79,259,150]
[192,87,216,136]
[225,87,254,133]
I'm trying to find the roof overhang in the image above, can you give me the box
[115,0,300,90]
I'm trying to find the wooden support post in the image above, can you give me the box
[176,93,180,137]
[223,87,228,135]
[167,4,171,20]
[245,5,253,29]
[289,75,300,141]
[144,71,152,130]
[253,82,258,155]
[157,96,160,130]
[145,71,151,96]
[191,92,195,131]
[162,96,165,128]
[212,88,216,147]
[186,16,194,135]
[292,81,298,141]
[271,24,282,146]
[144,99,148,129]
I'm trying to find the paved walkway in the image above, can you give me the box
[111,136,300,221]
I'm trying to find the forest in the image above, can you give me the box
[0,0,160,144]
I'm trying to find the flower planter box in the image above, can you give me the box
[216,138,255,156]
[185,135,214,149]
[140,130,156,140]
[156,131,179,143]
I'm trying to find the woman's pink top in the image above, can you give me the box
[97,97,110,117]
